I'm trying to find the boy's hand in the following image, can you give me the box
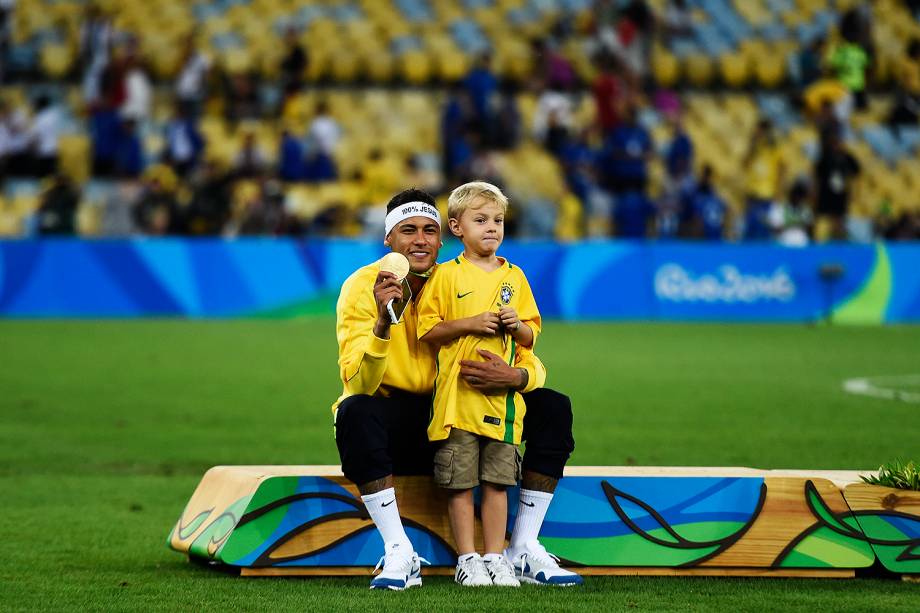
[467,312,501,336]
[499,307,521,332]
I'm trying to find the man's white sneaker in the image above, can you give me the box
[483,554,520,587]
[454,553,493,587]
[506,540,584,586]
[370,543,428,590]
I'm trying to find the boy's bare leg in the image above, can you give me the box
[480,482,508,554]
[447,489,476,554]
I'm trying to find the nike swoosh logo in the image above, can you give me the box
[381,499,395,507]
[457,291,473,299]
[521,501,535,507]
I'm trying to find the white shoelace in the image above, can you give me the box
[518,541,561,577]
[373,551,430,575]
[487,556,518,581]
[458,556,491,583]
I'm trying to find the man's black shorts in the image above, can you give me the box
[334,388,574,486]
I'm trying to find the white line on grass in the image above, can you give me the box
[842,374,920,404]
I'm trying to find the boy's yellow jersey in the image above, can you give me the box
[417,254,542,445]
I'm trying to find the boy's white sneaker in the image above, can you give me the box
[506,540,584,586]
[370,543,427,590]
[483,554,521,587]
[454,553,493,587]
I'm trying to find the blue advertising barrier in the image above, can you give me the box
[1,239,918,322]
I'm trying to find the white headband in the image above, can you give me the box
[384,201,441,237]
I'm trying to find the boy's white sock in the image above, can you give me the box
[508,489,554,554]
[458,552,479,564]
[361,487,412,549]
[482,552,504,563]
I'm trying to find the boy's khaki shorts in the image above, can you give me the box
[433,428,521,489]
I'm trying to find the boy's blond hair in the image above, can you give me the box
[447,181,509,220]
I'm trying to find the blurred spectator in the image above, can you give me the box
[882,211,920,240]
[36,174,79,235]
[278,129,305,182]
[657,112,694,238]
[664,112,693,186]
[796,37,826,87]
[596,0,655,86]
[829,11,871,110]
[598,102,652,195]
[162,103,204,177]
[280,27,307,97]
[769,178,813,247]
[614,189,655,238]
[532,38,576,92]
[682,165,726,241]
[441,85,473,181]
[79,4,114,103]
[890,38,920,125]
[115,118,144,178]
[592,52,627,135]
[491,85,521,150]
[308,100,341,156]
[227,179,302,236]
[559,129,611,236]
[176,35,211,118]
[185,161,230,235]
[303,142,338,183]
[0,0,15,82]
[463,53,497,133]
[532,86,574,155]
[814,127,860,242]
[661,0,692,38]
[79,4,114,69]
[1,98,32,175]
[804,76,851,131]
[224,72,261,124]
[232,132,268,179]
[30,95,61,177]
[132,170,180,235]
[120,46,152,124]
[742,119,784,240]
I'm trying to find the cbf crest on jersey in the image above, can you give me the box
[499,282,514,305]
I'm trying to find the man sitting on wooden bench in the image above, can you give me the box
[332,188,582,590]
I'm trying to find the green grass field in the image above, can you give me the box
[1,320,919,611]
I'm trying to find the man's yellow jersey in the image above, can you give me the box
[332,258,438,415]
[417,254,542,445]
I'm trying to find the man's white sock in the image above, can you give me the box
[508,489,554,553]
[361,487,412,549]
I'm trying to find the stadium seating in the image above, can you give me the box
[2,0,919,238]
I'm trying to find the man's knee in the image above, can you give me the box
[335,395,392,485]
[523,388,574,442]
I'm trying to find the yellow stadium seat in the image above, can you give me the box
[685,54,714,87]
[652,47,680,88]
[436,50,470,82]
[40,44,73,79]
[400,51,431,85]
[330,52,360,83]
[555,191,583,241]
[366,53,395,83]
[58,135,91,185]
[719,52,749,87]
[754,56,785,88]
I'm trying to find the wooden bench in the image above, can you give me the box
[168,466,920,578]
